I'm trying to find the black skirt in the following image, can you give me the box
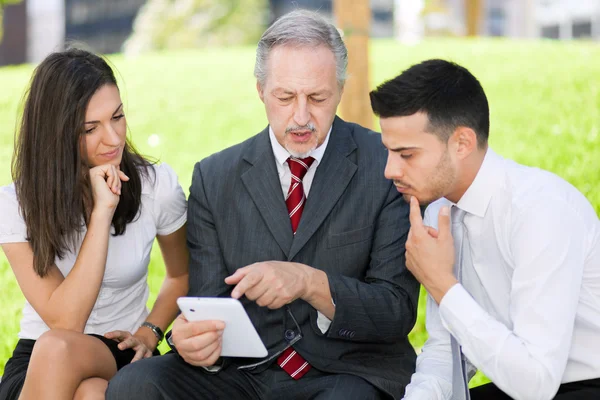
[0,334,160,400]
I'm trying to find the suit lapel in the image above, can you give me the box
[289,117,358,260]
[241,129,293,257]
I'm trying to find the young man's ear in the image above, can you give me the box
[256,81,265,103]
[451,126,478,160]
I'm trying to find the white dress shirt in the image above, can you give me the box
[403,148,600,400]
[268,126,333,333]
[0,163,187,339]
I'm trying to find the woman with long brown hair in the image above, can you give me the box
[0,48,189,399]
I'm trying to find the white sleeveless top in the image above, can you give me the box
[0,163,187,340]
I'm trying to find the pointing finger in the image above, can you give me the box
[224,267,250,285]
[231,270,262,299]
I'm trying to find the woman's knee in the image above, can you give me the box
[31,329,81,362]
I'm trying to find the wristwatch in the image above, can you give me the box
[141,321,164,345]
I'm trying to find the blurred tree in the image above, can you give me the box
[333,0,372,129]
[0,0,22,44]
[124,0,268,55]
[465,0,482,36]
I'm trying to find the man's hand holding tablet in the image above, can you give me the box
[174,297,268,365]
[170,313,225,367]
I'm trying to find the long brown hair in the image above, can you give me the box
[12,48,152,277]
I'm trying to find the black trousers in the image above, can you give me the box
[470,378,600,400]
[106,352,385,400]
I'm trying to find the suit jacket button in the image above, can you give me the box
[349,331,355,338]
[338,329,347,336]
[285,329,296,341]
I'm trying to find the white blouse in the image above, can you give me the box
[0,163,187,340]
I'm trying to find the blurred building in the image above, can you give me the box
[441,0,600,39]
[64,0,146,52]
[269,0,395,38]
[0,0,145,66]
[3,0,597,66]
[536,0,600,39]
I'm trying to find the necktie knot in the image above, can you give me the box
[287,157,315,181]
[451,206,467,226]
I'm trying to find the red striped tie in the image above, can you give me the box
[276,156,314,380]
[277,347,311,380]
[285,157,315,234]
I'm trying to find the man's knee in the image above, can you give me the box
[106,359,162,400]
[326,374,382,399]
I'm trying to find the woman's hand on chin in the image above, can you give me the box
[89,164,129,215]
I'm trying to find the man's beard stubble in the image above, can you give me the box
[284,122,319,158]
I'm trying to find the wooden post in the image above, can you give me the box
[333,0,372,129]
[465,0,483,37]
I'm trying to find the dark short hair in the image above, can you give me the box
[13,48,152,277]
[370,59,489,147]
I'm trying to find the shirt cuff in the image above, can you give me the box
[403,385,447,400]
[316,298,335,334]
[317,311,332,333]
[438,283,487,340]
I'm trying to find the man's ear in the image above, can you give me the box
[256,81,265,103]
[450,126,478,160]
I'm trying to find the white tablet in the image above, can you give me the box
[177,297,268,358]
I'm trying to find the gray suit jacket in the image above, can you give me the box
[187,116,419,398]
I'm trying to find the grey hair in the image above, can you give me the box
[254,9,348,89]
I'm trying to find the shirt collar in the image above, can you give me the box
[454,147,504,218]
[268,125,332,168]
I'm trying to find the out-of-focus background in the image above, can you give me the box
[0,0,598,387]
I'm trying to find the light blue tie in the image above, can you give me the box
[450,206,471,400]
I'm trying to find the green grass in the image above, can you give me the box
[0,38,598,388]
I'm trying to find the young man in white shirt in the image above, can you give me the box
[370,59,600,400]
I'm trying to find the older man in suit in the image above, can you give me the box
[107,10,419,400]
